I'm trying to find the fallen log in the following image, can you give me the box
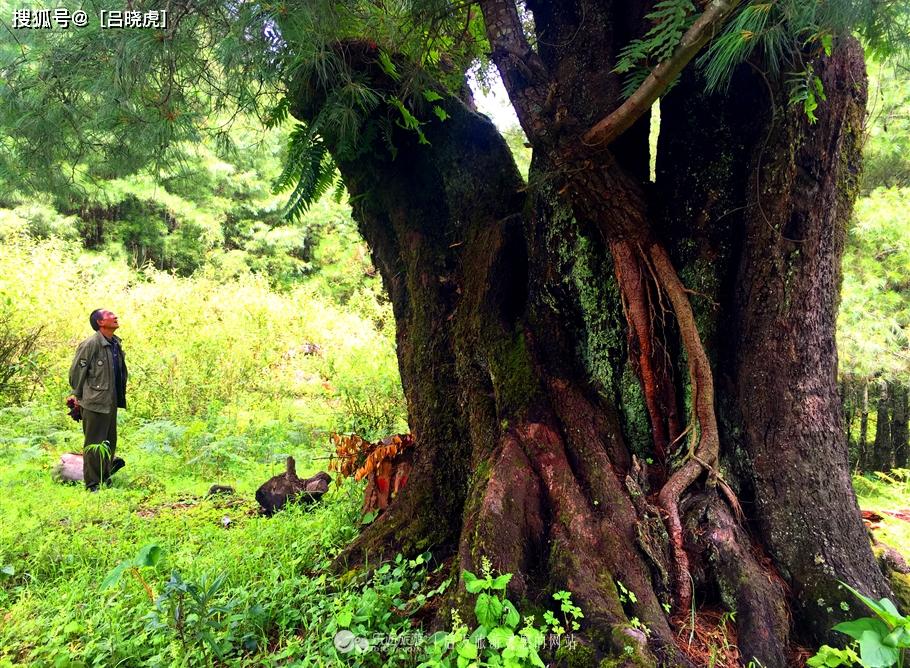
[255,456,331,515]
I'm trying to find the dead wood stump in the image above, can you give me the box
[255,457,331,515]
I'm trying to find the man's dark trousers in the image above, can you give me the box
[83,407,117,489]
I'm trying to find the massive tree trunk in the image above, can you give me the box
[728,37,890,639]
[290,7,886,665]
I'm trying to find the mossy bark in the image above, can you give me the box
[730,39,889,642]
[658,38,888,647]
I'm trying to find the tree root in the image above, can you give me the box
[457,433,545,600]
[684,492,790,668]
[611,239,679,464]
[456,398,697,664]
[646,242,722,614]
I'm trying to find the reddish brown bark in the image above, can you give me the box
[611,239,678,465]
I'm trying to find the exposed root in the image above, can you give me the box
[716,472,745,523]
[657,459,703,612]
[545,381,680,640]
[646,242,722,614]
[476,407,685,662]
[684,492,790,668]
[513,421,629,631]
[457,433,545,600]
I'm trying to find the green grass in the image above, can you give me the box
[0,229,419,666]
[0,403,367,666]
[855,470,910,555]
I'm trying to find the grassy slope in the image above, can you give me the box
[854,471,910,558]
[0,225,417,666]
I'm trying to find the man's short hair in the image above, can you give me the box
[89,309,104,331]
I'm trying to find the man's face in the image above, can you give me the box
[98,310,119,331]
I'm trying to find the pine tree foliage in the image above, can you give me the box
[2,0,909,205]
[0,0,283,199]
[698,2,783,92]
[863,61,910,193]
[839,187,910,381]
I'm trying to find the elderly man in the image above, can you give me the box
[69,309,127,491]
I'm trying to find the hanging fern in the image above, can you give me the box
[786,66,826,124]
[263,97,292,131]
[614,0,697,98]
[694,0,859,119]
[613,0,904,121]
[273,123,339,222]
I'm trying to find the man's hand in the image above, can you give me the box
[65,396,82,422]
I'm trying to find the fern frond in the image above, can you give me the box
[620,69,650,99]
[263,97,291,130]
[613,0,696,98]
[272,123,312,193]
[273,123,339,221]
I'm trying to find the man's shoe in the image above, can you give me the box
[86,484,99,492]
[110,457,125,475]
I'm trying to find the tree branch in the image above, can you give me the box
[477,0,550,143]
[582,0,742,148]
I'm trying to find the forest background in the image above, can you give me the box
[0,25,908,668]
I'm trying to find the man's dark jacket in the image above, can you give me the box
[69,332,128,413]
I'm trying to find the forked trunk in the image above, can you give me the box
[291,31,886,667]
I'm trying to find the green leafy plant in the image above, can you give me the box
[146,570,249,660]
[809,582,910,667]
[328,550,450,666]
[614,0,696,96]
[809,644,862,667]
[101,542,163,601]
[788,66,827,124]
[418,557,583,668]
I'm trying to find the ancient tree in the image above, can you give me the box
[3,0,905,665]
[287,3,893,666]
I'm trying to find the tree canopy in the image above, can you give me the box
[3,0,909,204]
